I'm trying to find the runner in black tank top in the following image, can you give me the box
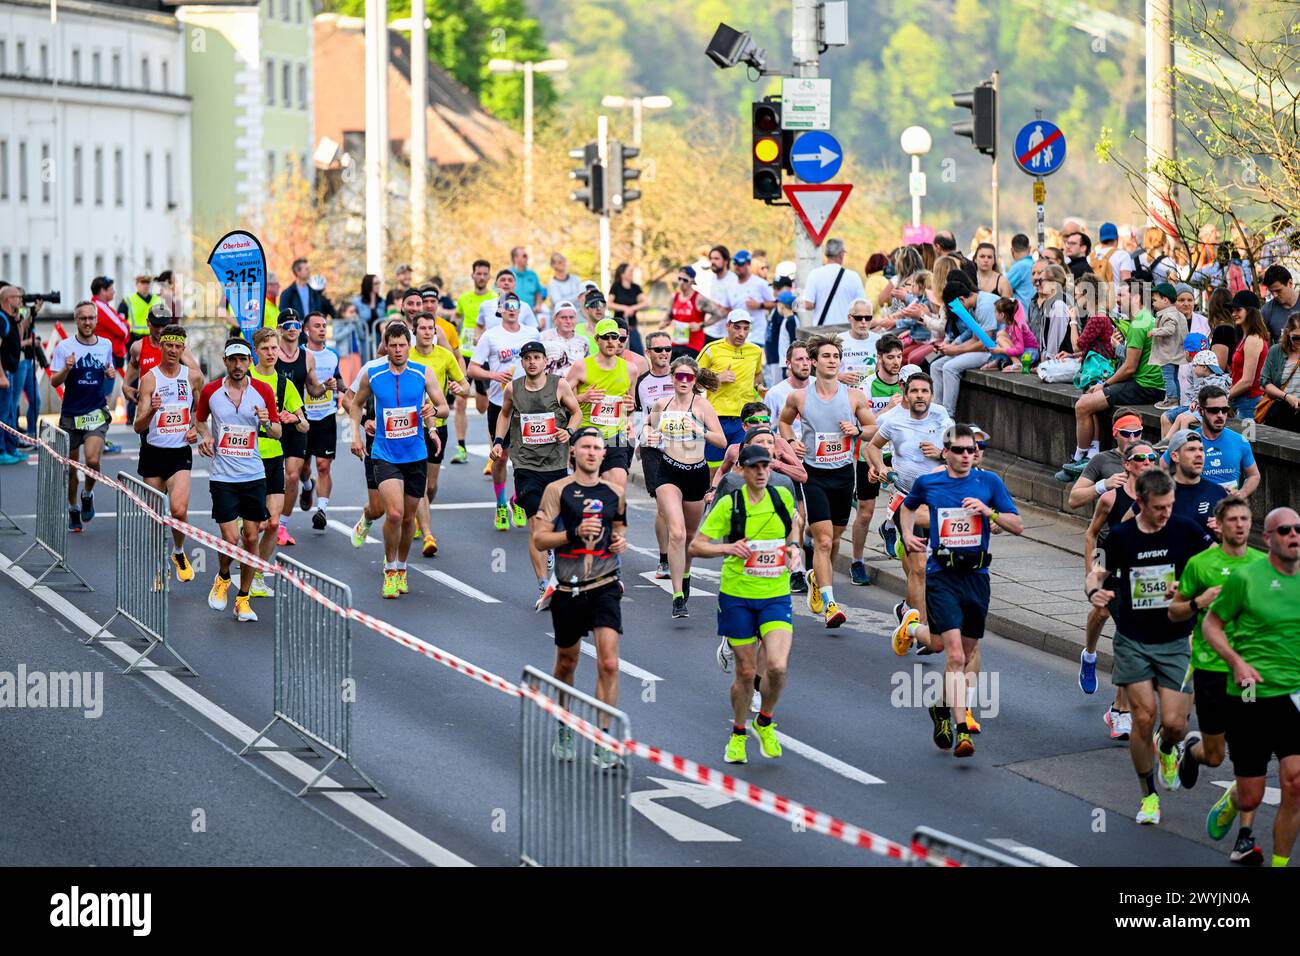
[275,314,323,542]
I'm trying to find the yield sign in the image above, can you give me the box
[783,184,852,247]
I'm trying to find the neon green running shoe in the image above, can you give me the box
[351,516,372,548]
[510,498,528,528]
[1155,729,1182,791]
[396,569,409,594]
[248,572,275,598]
[750,718,782,758]
[724,732,748,765]
[452,445,469,464]
[1206,783,1239,841]
[412,526,422,540]
[494,505,509,531]
[1136,792,1161,825]
[382,570,400,599]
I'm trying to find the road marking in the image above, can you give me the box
[1212,780,1280,806]
[544,633,665,682]
[408,565,500,604]
[630,776,740,843]
[639,571,715,597]
[0,554,473,867]
[625,541,722,579]
[748,726,885,786]
[986,838,1076,867]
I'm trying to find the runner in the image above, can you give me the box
[893,424,1023,757]
[691,443,798,765]
[849,334,905,585]
[1085,468,1211,824]
[132,323,204,581]
[662,265,707,358]
[778,335,878,628]
[641,355,727,618]
[49,301,116,531]
[300,311,341,532]
[410,311,467,557]
[566,318,637,493]
[453,258,495,464]
[1168,496,1266,864]
[469,293,541,529]
[539,300,590,377]
[763,341,810,441]
[532,428,629,769]
[699,309,765,471]
[1167,429,1228,537]
[195,338,280,623]
[633,330,677,578]
[121,302,201,418]
[1202,506,1300,868]
[490,339,582,596]
[1173,385,1260,495]
[272,310,325,546]
[348,322,451,597]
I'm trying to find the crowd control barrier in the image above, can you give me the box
[0,465,20,532]
[12,422,92,590]
[519,665,632,867]
[909,827,1033,867]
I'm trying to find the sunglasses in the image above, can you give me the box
[946,445,977,455]
[279,322,302,331]
[743,415,771,424]
[976,440,987,450]
[648,346,672,353]
[1126,452,1160,463]
[851,313,871,320]
[1203,406,1231,416]
[1271,524,1300,536]
[597,334,624,342]
[673,372,696,383]
[1117,428,1144,439]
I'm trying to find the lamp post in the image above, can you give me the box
[389,9,432,273]
[899,125,932,230]
[488,58,568,212]
[600,95,671,263]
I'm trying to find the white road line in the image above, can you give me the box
[625,542,721,579]
[986,838,1076,867]
[639,571,715,597]
[747,726,885,786]
[543,632,664,682]
[408,565,500,604]
[0,554,473,867]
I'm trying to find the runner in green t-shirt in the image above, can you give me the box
[453,259,496,463]
[692,444,798,767]
[850,333,905,584]
[1202,505,1300,868]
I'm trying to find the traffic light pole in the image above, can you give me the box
[598,114,611,293]
[990,70,1000,259]
[791,0,821,320]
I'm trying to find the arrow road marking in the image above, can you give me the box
[1212,780,1280,806]
[630,776,741,843]
[986,837,1076,867]
[639,570,715,597]
[792,144,839,167]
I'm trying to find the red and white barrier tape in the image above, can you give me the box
[0,420,957,866]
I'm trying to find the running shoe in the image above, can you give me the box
[171,551,194,583]
[1104,707,1125,740]
[299,482,313,512]
[880,522,899,561]
[1078,650,1098,694]
[1116,711,1132,740]
[953,730,975,758]
[534,578,555,612]
[104,439,122,454]
[276,524,296,546]
[1154,397,1179,410]
[452,445,469,464]
[824,602,846,629]
[894,536,906,561]
[207,574,231,611]
[1154,729,1182,791]
[311,508,327,531]
[893,601,908,623]
[915,644,939,656]
[850,560,870,586]
[724,733,748,765]
[396,569,409,594]
[551,725,576,761]
[67,508,82,533]
[807,569,823,614]
[965,710,982,734]
[655,560,670,579]
[892,608,919,656]
[1206,783,1239,840]
[422,535,438,557]
[592,746,625,771]
[750,718,782,758]
[1179,732,1202,790]
[928,704,953,750]
[671,595,688,619]
[351,516,372,547]
[751,689,761,713]
[0,453,23,466]
[789,570,807,593]
[382,570,400,599]
[494,505,509,531]
[233,594,258,622]
[716,638,733,673]
[546,550,554,575]
[1061,457,1090,478]
[248,572,275,598]
[510,498,527,528]
[1230,832,1263,866]
[1136,793,1161,825]
[482,461,493,476]
[80,492,95,523]
[412,526,422,540]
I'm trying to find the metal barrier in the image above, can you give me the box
[241,553,383,797]
[0,464,20,532]
[519,665,632,867]
[12,422,92,589]
[909,826,1035,867]
[87,473,197,676]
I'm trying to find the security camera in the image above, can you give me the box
[706,23,768,72]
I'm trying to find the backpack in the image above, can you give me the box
[727,486,793,543]
[1130,253,1166,284]
[1088,247,1117,285]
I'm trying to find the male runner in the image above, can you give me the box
[540,300,590,377]
[532,429,629,769]
[349,322,450,597]
[1202,507,1300,868]
[566,318,637,493]
[779,335,878,628]
[195,338,280,623]
[1164,385,1260,495]
[491,339,582,595]
[1086,468,1211,824]
[849,334,905,585]
[410,311,467,556]
[269,309,325,545]
[50,301,116,531]
[133,323,204,581]
[894,424,1023,757]
[1167,429,1228,537]
[763,341,810,441]
[692,443,798,765]
[1169,496,1265,863]
[454,259,495,462]
[300,311,341,532]
[634,329,676,577]
[122,303,201,415]
[699,309,765,468]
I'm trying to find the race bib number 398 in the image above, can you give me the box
[813,432,850,466]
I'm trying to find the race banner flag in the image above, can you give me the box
[207,230,267,337]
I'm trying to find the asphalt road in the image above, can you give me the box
[0,413,1275,867]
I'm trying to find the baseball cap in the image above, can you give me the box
[519,340,546,357]
[1099,222,1119,243]
[899,364,924,380]
[552,299,578,315]
[499,292,521,310]
[726,308,752,325]
[594,318,621,337]
[583,287,606,307]
[679,265,696,280]
[148,301,173,324]
[739,444,772,466]
[775,260,798,280]
[1182,332,1209,352]
[732,250,752,265]
[1153,282,1178,302]
[224,341,253,359]
[1167,428,1203,457]
[1231,289,1261,310]
[279,307,301,325]
[776,291,796,307]
[1191,349,1222,369]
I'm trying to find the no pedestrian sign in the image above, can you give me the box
[1014,120,1066,176]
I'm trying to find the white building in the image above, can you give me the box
[0,0,192,304]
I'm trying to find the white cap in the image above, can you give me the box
[900,364,924,380]
[726,308,752,325]
[1191,349,1222,369]
[775,260,798,280]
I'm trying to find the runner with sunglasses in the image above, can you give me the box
[272,311,327,546]
[1164,386,1260,496]
[1064,411,1147,512]
[566,318,638,491]
[662,265,708,358]
[642,356,727,618]
[699,309,766,470]
[634,330,678,578]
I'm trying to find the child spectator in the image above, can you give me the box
[1149,282,1189,409]
[986,296,1040,372]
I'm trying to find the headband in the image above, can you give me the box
[159,333,186,344]
[1112,414,1142,433]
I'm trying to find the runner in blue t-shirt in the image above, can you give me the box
[49,301,117,530]
[1162,386,1260,495]
[1168,430,1229,537]
[893,424,1023,760]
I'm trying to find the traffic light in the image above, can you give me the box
[607,140,641,212]
[568,142,605,214]
[951,80,997,158]
[752,100,783,201]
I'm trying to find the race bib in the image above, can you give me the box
[156,403,191,436]
[937,507,982,549]
[1131,564,1176,610]
[672,322,691,344]
[383,405,419,440]
[520,412,557,446]
[659,410,695,442]
[813,431,850,466]
[73,409,106,431]
[592,397,624,428]
[217,424,256,459]
[887,491,905,518]
[1219,479,1239,493]
[743,539,788,578]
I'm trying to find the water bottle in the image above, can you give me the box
[1021,352,1032,374]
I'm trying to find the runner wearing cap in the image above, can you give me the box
[475,272,539,335]
[849,334,905,586]
[50,301,117,532]
[566,317,638,492]
[490,338,582,598]
[300,310,342,532]
[539,300,590,376]
[1064,410,1146,511]
[195,337,281,623]
[409,311,467,556]
[661,265,707,358]
[272,310,327,546]
[578,287,609,354]
[133,323,205,582]
[348,322,451,598]
[532,428,629,769]
[634,330,677,578]
[453,259,495,463]
[692,442,799,765]
[1167,429,1228,538]
[699,309,766,470]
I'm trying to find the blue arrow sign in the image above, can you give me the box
[789,130,843,184]
[1014,120,1066,176]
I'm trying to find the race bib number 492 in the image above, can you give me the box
[743,539,787,578]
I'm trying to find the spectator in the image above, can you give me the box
[930,280,997,415]
[973,241,1013,298]
[801,237,866,328]
[354,273,385,351]
[862,252,891,306]
[156,269,180,319]
[698,244,738,341]
[1034,263,1073,357]
[262,272,281,328]
[1173,282,1207,337]
[1261,265,1297,342]
[1005,233,1035,312]
[546,253,584,314]
[334,300,364,358]
[383,263,413,308]
[933,231,977,284]
[91,275,130,373]
[510,246,544,311]
[1134,227,1176,284]
[0,283,26,464]
[1064,231,1094,281]
[1260,311,1300,431]
[1227,290,1269,419]
[17,305,47,444]
[1065,274,1117,361]
[1091,222,1134,302]
[876,245,925,310]
[279,257,330,317]
[987,296,1039,371]
[608,262,648,355]
[724,250,775,350]
[1205,286,1237,370]
[1161,348,1232,439]
[1042,246,1066,267]
[1150,282,1189,409]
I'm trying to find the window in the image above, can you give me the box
[281,0,289,21]
[161,59,169,92]
[114,256,124,284]
[265,60,274,105]
[73,255,83,295]
[111,50,121,87]
[71,48,81,83]
[92,50,101,85]
[113,148,123,205]
[296,0,303,23]
[143,151,153,209]
[0,139,8,200]
[40,143,49,204]
[40,43,49,79]
[0,40,7,76]
[20,253,29,288]
[73,146,83,204]
[297,64,306,109]
[19,141,28,202]
[165,151,174,208]
[144,253,154,275]
[1,253,10,280]
[267,151,276,184]
[17,40,26,76]
[42,253,50,290]
[94,147,103,205]
[141,56,150,91]
[281,62,291,107]
[93,254,104,279]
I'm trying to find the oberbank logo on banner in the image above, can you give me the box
[207,230,267,337]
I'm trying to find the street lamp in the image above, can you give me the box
[489,58,569,211]
[900,125,932,229]
[600,94,673,147]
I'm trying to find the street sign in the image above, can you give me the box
[903,225,935,245]
[1014,120,1065,176]
[780,77,831,129]
[789,130,843,184]
[908,171,926,197]
[784,183,852,246]
[1033,179,1046,204]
